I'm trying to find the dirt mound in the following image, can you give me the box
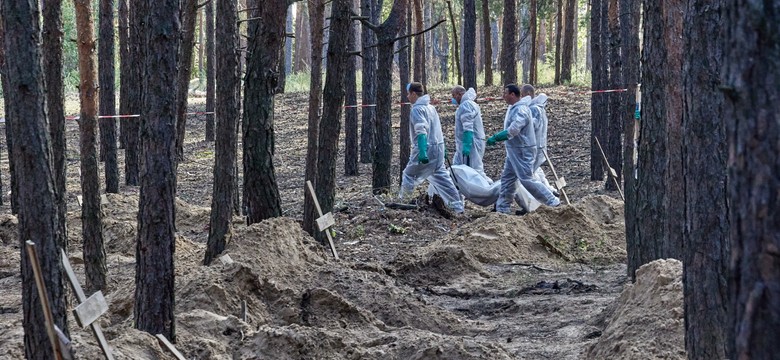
[391,245,490,287]
[584,259,685,359]
[443,195,625,266]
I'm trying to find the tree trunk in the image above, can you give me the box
[205,0,215,142]
[572,0,578,66]
[242,1,288,224]
[363,0,407,194]
[528,0,537,85]
[538,19,546,62]
[413,0,427,84]
[681,0,729,358]
[294,2,311,72]
[99,0,119,194]
[500,0,517,84]
[2,0,71,356]
[175,0,198,163]
[125,0,145,186]
[604,0,622,191]
[303,0,325,236]
[398,6,411,184]
[42,0,67,242]
[463,0,477,89]
[589,0,605,180]
[204,0,239,265]
[360,0,378,164]
[313,0,350,244]
[560,0,575,83]
[554,0,562,84]
[446,0,461,85]
[482,0,492,86]
[135,0,179,340]
[629,0,685,280]
[197,10,204,87]
[619,0,639,302]
[0,18,9,210]
[74,0,107,294]
[277,6,294,93]
[344,0,359,177]
[724,0,780,357]
[118,0,131,149]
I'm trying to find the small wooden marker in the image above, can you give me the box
[594,137,625,201]
[61,250,114,360]
[542,151,571,205]
[305,180,339,260]
[156,334,187,360]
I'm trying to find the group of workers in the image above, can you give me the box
[399,82,560,215]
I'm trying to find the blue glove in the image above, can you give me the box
[486,130,508,146]
[462,131,473,157]
[417,134,429,164]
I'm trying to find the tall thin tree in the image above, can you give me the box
[74,0,107,294]
[414,0,427,84]
[125,0,146,186]
[463,0,477,89]
[554,0,562,84]
[42,0,67,243]
[589,0,606,180]
[118,0,131,149]
[2,0,71,356]
[528,0,538,84]
[303,0,325,236]
[500,0,517,84]
[313,0,351,244]
[559,0,575,82]
[481,0,492,86]
[175,0,199,163]
[399,4,411,184]
[682,0,728,358]
[99,0,119,194]
[360,0,378,164]
[205,0,215,142]
[204,0,239,265]
[723,0,779,357]
[604,0,622,191]
[345,0,360,177]
[628,0,685,280]
[135,0,180,340]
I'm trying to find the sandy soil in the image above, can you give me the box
[0,86,685,359]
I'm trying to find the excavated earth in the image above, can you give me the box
[0,86,686,359]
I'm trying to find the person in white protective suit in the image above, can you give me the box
[486,84,560,214]
[525,86,558,195]
[451,86,488,178]
[399,82,465,213]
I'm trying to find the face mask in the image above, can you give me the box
[451,98,458,105]
[406,83,411,93]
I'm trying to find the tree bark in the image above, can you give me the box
[681,0,729,358]
[74,0,107,294]
[118,0,131,149]
[560,0,575,83]
[205,0,215,142]
[135,0,180,340]
[413,0,427,84]
[344,0,359,177]
[500,0,517,84]
[2,0,71,356]
[359,0,377,164]
[463,0,477,89]
[554,0,562,84]
[528,0,537,85]
[629,0,685,280]
[446,0,461,85]
[204,0,239,265]
[42,0,68,242]
[242,1,290,224]
[277,6,294,94]
[604,0,622,191]
[125,0,146,186]
[294,2,311,72]
[0,17,8,210]
[175,0,199,163]
[313,0,350,244]
[723,1,780,358]
[482,0,492,86]
[99,0,119,194]
[589,0,605,180]
[398,6,411,184]
[303,0,325,236]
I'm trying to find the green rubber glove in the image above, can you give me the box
[486,130,509,146]
[417,134,429,164]
[462,131,473,157]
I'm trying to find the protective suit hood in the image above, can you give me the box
[415,94,431,106]
[531,93,548,107]
[462,88,477,103]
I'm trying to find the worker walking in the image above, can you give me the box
[526,88,556,193]
[451,86,487,178]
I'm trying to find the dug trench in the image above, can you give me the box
[0,86,685,359]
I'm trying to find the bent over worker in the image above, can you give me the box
[486,84,560,214]
[451,86,487,178]
[399,82,465,213]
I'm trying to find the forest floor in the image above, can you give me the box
[0,85,685,359]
